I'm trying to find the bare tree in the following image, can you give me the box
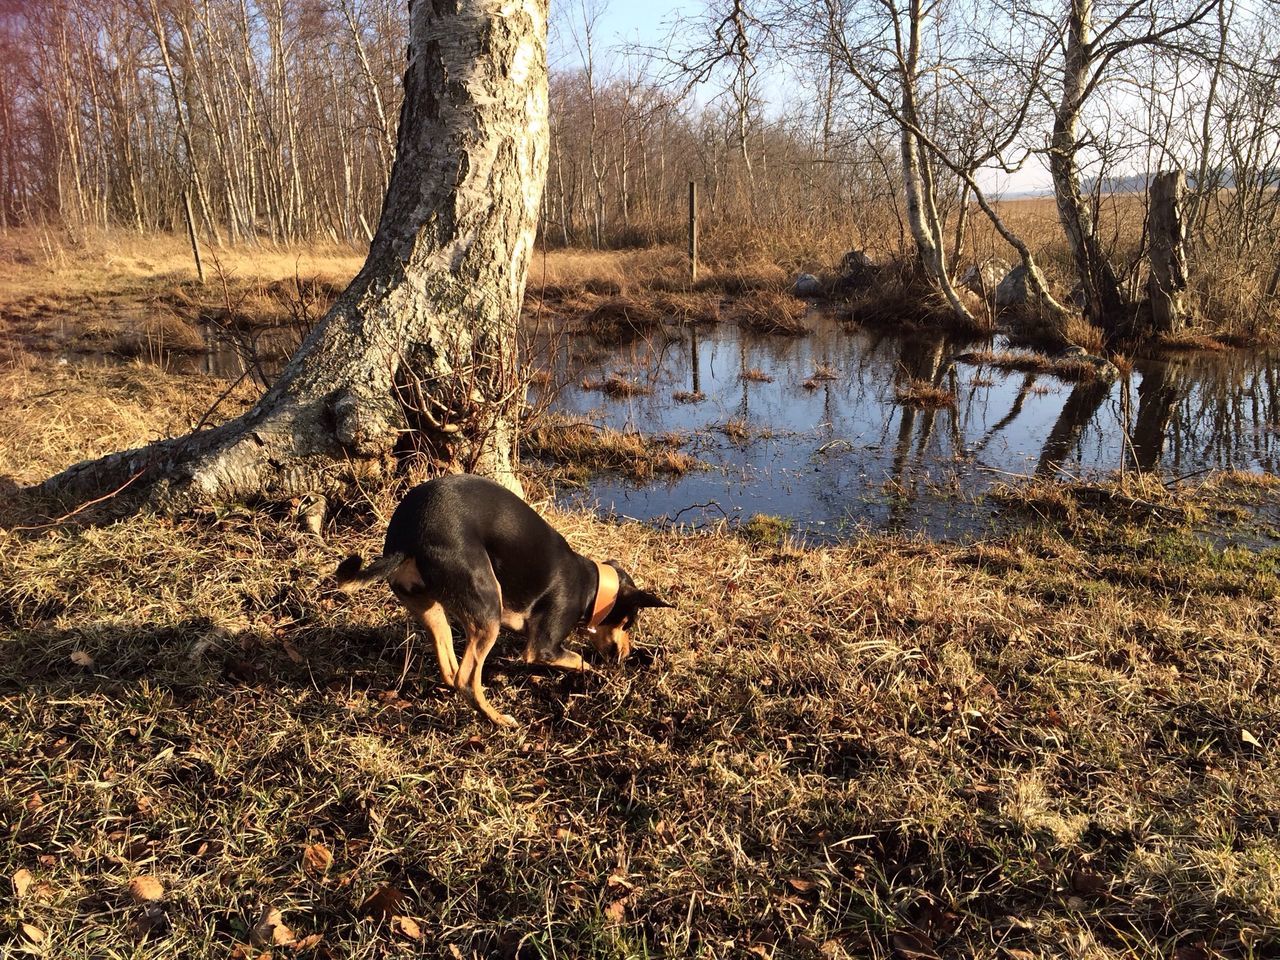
[36,0,550,515]
[1039,0,1219,334]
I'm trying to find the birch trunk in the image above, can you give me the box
[36,0,549,517]
[1050,0,1125,333]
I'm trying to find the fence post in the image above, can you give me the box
[688,180,698,285]
[183,188,206,285]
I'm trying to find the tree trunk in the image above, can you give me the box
[1148,170,1188,335]
[35,0,549,517]
[898,0,974,326]
[1050,0,1126,335]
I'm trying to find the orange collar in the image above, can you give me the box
[588,560,620,628]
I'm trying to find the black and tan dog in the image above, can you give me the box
[334,474,671,726]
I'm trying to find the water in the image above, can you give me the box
[543,310,1280,541]
[65,306,1280,543]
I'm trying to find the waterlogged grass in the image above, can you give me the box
[522,414,699,484]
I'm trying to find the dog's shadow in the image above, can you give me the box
[1,614,652,732]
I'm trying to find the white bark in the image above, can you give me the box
[37,0,549,515]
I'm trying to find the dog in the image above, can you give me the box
[334,474,672,726]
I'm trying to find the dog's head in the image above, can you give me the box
[581,561,673,662]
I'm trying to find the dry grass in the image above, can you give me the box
[955,348,1101,382]
[522,415,697,483]
[578,373,651,398]
[651,291,722,325]
[579,297,669,344]
[0,358,258,488]
[741,367,774,383]
[0,230,354,367]
[716,418,752,442]
[2,351,1280,958]
[894,378,956,408]
[733,291,810,336]
[1156,331,1229,352]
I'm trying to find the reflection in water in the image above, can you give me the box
[1130,359,1180,471]
[542,310,1280,540]
[1037,379,1111,476]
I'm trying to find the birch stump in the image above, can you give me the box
[1148,170,1188,335]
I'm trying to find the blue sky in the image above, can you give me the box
[547,0,1052,195]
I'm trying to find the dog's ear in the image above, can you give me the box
[630,588,674,610]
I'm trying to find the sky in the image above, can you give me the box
[546,0,1053,196]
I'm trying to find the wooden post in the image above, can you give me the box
[687,180,698,284]
[183,188,206,285]
[1148,170,1187,334]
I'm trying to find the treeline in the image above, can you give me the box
[0,0,873,251]
[4,1,1280,336]
[0,0,403,244]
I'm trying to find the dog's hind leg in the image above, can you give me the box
[418,602,457,687]
[395,592,458,687]
[456,620,516,727]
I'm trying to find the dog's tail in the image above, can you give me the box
[333,551,408,591]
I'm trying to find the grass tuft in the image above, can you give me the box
[895,379,956,408]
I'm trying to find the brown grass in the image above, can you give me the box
[955,348,1101,382]
[740,367,774,383]
[732,291,810,335]
[578,373,651,398]
[580,296,669,343]
[0,358,257,488]
[717,418,751,442]
[1156,331,1229,352]
[522,415,697,482]
[2,347,1279,958]
[671,390,705,403]
[895,378,956,408]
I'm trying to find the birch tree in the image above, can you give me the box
[36,0,550,516]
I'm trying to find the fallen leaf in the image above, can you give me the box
[12,867,33,900]
[252,905,296,947]
[359,884,405,920]
[70,650,94,668]
[1241,728,1262,748]
[891,929,941,960]
[302,843,333,878]
[128,875,165,902]
[447,946,466,960]
[606,873,634,892]
[26,792,44,812]
[604,898,627,922]
[786,877,817,894]
[282,639,305,664]
[1069,868,1107,897]
[293,932,324,952]
[392,915,422,940]
[747,946,772,959]
[21,922,45,944]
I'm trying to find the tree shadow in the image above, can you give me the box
[0,613,648,730]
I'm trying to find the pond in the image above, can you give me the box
[543,310,1280,541]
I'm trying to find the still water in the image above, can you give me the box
[545,311,1280,540]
